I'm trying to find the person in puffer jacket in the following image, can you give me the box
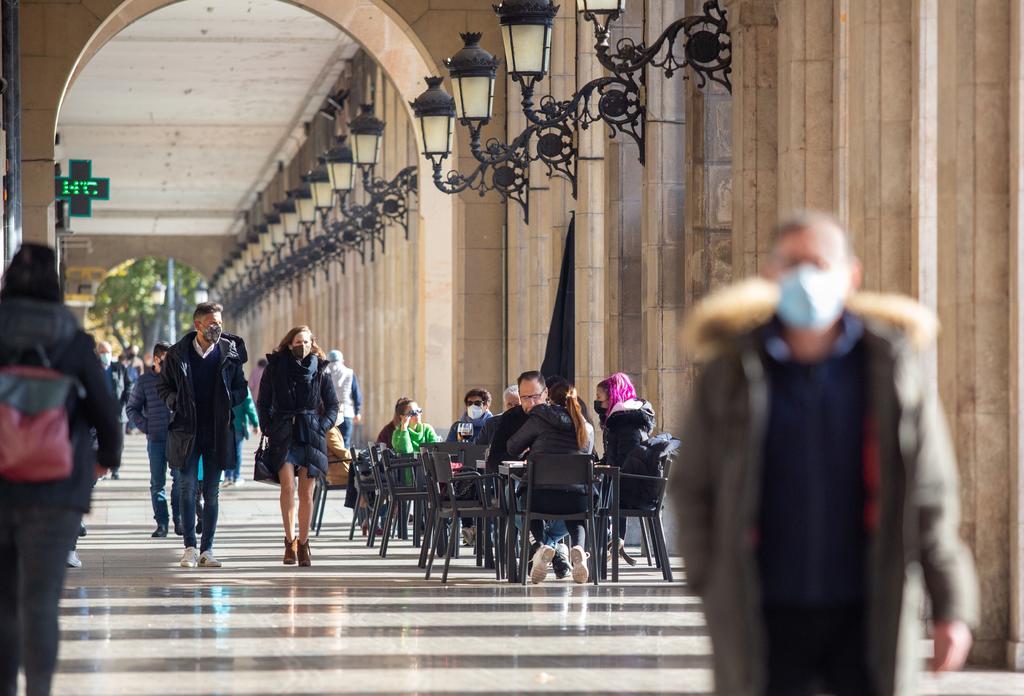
[127,341,179,537]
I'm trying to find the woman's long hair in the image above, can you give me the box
[549,381,589,450]
[391,397,414,428]
[597,372,638,413]
[275,326,326,359]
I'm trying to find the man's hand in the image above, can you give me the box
[931,620,972,672]
[354,414,362,425]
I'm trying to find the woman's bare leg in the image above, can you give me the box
[279,463,296,541]
[297,469,316,543]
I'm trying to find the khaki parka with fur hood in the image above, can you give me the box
[670,278,979,696]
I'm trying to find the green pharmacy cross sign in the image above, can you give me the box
[54,160,110,217]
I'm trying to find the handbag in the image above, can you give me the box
[253,435,279,485]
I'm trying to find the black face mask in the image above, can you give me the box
[291,346,309,360]
[202,325,223,344]
[593,401,607,417]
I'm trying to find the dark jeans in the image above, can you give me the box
[0,506,81,696]
[762,602,874,696]
[179,444,220,552]
[526,490,588,549]
[226,429,244,483]
[148,439,180,526]
[338,418,353,447]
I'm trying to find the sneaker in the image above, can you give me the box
[221,479,234,488]
[461,526,476,547]
[552,543,571,580]
[233,478,244,487]
[151,525,168,538]
[199,550,222,568]
[530,544,555,584]
[180,547,199,568]
[570,545,590,584]
[110,470,120,480]
[66,550,82,569]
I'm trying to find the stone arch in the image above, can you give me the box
[24,0,456,417]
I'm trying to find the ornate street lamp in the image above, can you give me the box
[413,77,456,166]
[276,199,300,250]
[305,168,334,226]
[150,280,166,306]
[292,185,317,239]
[495,0,556,84]
[194,280,209,304]
[349,104,384,167]
[322,136,357,201]
[448,33,499,122]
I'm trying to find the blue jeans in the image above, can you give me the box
[338,418,353,447]
[148,440,180,527]
[178,445,220,552]
[226,429,244,483]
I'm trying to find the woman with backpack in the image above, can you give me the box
[0,244,123,696]
[256,326,339,567]
[594,372,655,564]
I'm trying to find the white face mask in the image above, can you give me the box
[777,263,849,330]
[467,405,485,420]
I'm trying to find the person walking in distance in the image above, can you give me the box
[95,341,129,479]
[126,341,180,537]
[672,212,978,696]
[256,327,339,566]
[325,350,361,446]
[0,244,123,696]
[158,302,248,569]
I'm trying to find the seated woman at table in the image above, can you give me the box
[506,381,595,584]
[392,399,440,453]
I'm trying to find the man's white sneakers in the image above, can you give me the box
[180,547,199,568]
[198,551,222,567]
[570,545,590,584]
[66,550,82,569]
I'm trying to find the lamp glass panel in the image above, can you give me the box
[283,210,300,236]
[297,196,317,224]
[260,233,273,253]
[328,160,355,190]
[150,287,166,305]
[501,23,551,76]
[312,180,334,209]
[420,114,454,156]
[194,285,209,304]
[270,221,285,246]
[452,74,495,120]
[352,133,381,165]
[577,0,624,11]
[247,241,260,262]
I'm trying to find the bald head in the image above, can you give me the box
[96,341,112,354]
[766,211,861,284]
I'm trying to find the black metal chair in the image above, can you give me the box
[601,452,677,582]
[347,448,377,540]
[378,449,427,558]
[311,453,352,537]
[519,454,600,586]
[423,451,506,583]
[365,445,389,548]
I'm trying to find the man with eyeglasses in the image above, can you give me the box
[484,372,543,472]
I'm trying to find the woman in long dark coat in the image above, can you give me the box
[256,326,339,567]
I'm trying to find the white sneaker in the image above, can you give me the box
[220,479,234,488]
[570,545,590,584]
[461,526,476,547]
[234,478,244,487]
[66,550,82,569]
[180,547,199,568]
[530,544,555,584]
[199,550,222,568]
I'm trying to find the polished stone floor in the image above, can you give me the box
[50,434,1023,695]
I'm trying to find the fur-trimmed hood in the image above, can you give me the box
[682,278,939,361]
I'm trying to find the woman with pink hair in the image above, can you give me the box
[595,372,656,562]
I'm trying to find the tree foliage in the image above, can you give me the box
[88,257,202,353]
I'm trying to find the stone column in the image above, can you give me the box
[1010,0,1024,670]
[723,0,777,278]
[641,0,689,436]
[575,12,606,402]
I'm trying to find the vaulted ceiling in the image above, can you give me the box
[56,0,357,237]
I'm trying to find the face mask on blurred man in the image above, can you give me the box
[776,263,848,330]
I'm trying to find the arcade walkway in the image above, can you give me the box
[54,435,1022,695]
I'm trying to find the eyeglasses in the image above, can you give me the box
[404,409,423,417]
[466,400,485,407]
[519,392,546,402]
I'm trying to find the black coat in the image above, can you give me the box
[506,404,592,459]
[601,401,656,467]
[484,405,530,472]
[107,361,130,423]
[255,352,339,478]
[0,299,123,513]
[126,369,171,442]
[157,331,248,471]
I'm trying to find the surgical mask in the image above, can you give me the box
[292,345,310,360]
[467,405,485,420]
[98,353,112,368]
[777,263,848,330]
[203,325,223,344]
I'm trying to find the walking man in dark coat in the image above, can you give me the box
[157,302,248,568]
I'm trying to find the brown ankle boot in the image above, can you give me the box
[297,539,311,567]
[283,537,297,565]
